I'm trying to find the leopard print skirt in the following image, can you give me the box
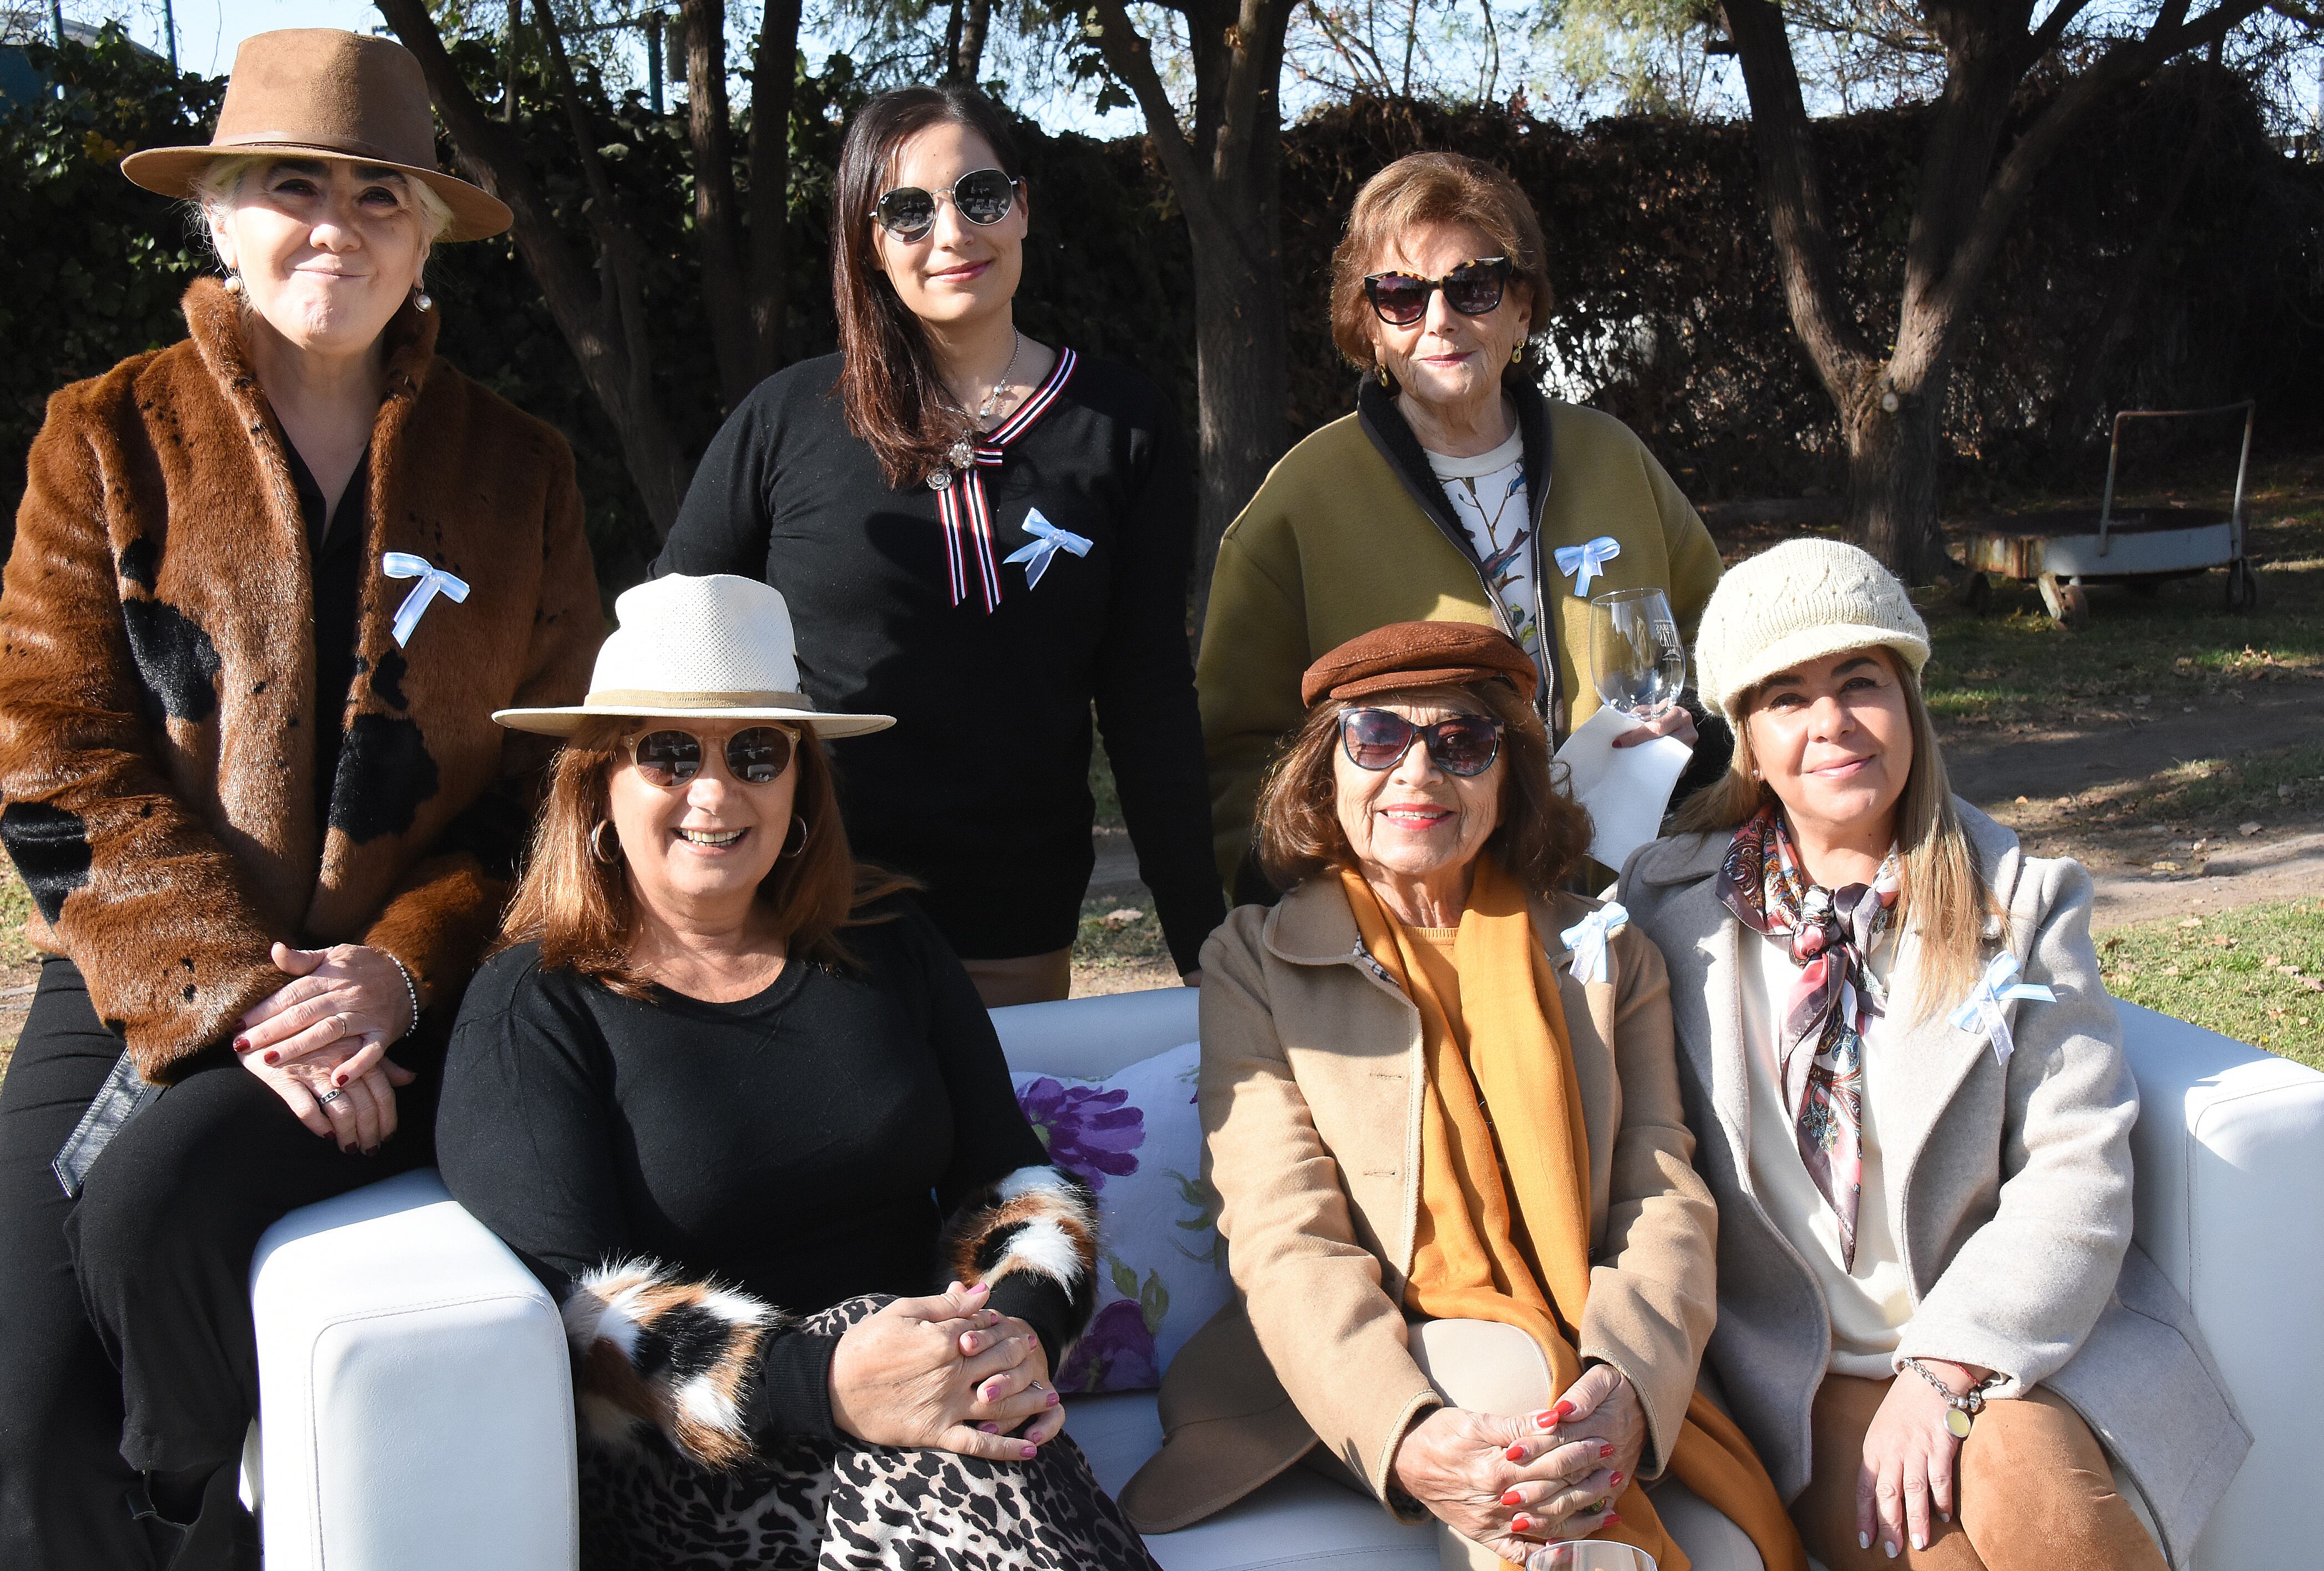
[579,1296,1162,1571]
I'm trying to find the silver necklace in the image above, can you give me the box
[929,332,1026,489]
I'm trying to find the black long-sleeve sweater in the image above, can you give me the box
[654,351,1225,971]
[435,905,1072,1442]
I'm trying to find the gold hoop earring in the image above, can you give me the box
[780,815,810,859]
[1511,342,1524,365]
[590,821,620,864]
[1377,365,1391,388]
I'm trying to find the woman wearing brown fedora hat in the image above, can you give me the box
[0,29,597,1568]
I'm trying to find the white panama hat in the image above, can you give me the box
[493,574,895,739]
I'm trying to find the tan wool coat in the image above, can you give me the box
[1117,877,1718,1533]
[0,279,603,1079]
[1617,802,2249,1568]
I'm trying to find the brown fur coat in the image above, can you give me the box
[0,279,601,1080]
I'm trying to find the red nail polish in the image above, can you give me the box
[1605,1511,1620,1527]
[334,1073,349,1087]
[1600,1443,1616,1458]
[1610,1472,1624,1488]
[1533,1411,1555,1431]
[1511,1515,1531,1534]
[1501,1491,1522,1507]
[1505,1443,1528,1462]
[1551,1400,1577,1423]
[233,1036,250,1052]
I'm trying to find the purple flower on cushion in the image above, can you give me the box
[1017,1077,1145,1190]
[1058,1298,1159,1392]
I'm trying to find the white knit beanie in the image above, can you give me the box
[1694,538,1930,724]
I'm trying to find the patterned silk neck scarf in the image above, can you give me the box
[1716,803,1900,1269]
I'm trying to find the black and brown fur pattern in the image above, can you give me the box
[938,1164,1101,1350]
[0,278,602,1078]
[563,1259,791,1472]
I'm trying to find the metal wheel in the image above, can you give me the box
[2225,558,2261,613]
[2039,572,2090,631]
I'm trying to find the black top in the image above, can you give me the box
[436,904,1068,1442]
[283,444,369,826]
[655,351,1225,971]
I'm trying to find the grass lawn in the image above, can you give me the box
[1916,501,2323,729]
[2099,899,2324,1069]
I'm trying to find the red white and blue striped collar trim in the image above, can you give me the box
[982,346,1077,449]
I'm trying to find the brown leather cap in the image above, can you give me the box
[121,30,511,241]
[1301,619,1539,707]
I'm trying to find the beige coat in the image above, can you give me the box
[1118,877,1718,1533]
[1617,802,2247,1567]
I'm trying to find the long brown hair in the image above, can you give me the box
[1671,655,1996,1021]
[498,718,912,997]
[831,84,1026,489]
[1252,679,1591,895]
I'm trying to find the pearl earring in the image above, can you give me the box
[222,271,245,297]
[412,287,434,313]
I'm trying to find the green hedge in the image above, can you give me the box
[5,29,2318,587]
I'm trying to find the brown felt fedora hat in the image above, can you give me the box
[120,30,510,242]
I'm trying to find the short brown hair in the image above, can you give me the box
[1329,152,1554,377]
[1252,680,1590,894]
[831,85,1026,489]
[497,719,910,996]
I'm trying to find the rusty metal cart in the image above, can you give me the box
[1954,400,2258,629]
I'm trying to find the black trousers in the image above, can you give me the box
[0,957,440,1570]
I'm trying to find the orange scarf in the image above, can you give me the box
[1342,859,1805,1571]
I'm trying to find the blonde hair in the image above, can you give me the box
[1672,652,1996,1021]
[190,154,453,276]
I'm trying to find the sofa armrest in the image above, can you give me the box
[2117,1003,2324,1570]
[250,1168,577,1571]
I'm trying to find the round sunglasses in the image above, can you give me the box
[1361,257,1513,327]
[1339,708,1504,777]
[628,727,797,789]
[871,168,1022,242]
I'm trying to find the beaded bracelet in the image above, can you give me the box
[380,951,422,1042]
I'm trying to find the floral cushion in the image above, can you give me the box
[1013,1041,1234,1393]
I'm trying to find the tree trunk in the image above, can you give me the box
[1188,222,1289,617]
[1085,0,1293,628]
[953,0,992,82]
[1844,387,1948,583]
[745,0,800,370]
[378,0,693,534]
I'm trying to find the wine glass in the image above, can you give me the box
[1589,587,1686,721]
[1526,1541,1658,1570]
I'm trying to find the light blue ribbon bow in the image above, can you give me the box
[1560,901,1630,985]
[1554,535,1622,597]
[381,552,471,648]
[1002,509,1093,589]
[1948,952,2056,1066]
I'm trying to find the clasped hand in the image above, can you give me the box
[234,941,417,1153]
[828,1280,1067,1463]
[1391,1363,1646,1564]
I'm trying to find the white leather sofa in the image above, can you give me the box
[246,992,2324,1570]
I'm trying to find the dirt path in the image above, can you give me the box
[1941,686,2324,808]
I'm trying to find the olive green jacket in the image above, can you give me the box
[1197,380,1722,893]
